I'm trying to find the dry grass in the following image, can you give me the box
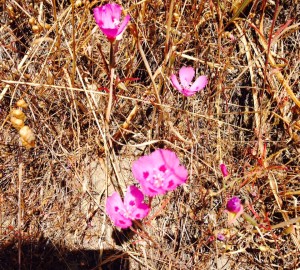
[1,0,300,269]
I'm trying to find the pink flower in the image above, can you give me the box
[170,66,208,97]
[132,149,188,197]
[217,233,226,241]
[105,185,150,229]
[220,163,229,177]
[226,197,242,213]
[93,3,130,41]
[226,196,244,225]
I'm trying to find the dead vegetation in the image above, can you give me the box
[0,0,300,269]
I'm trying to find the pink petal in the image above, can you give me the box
[93,7,104,26]
[108,3,122,20]
[190,75,208,92]
[132,155,157,181]
[179,67,195,89]
[93,6,113,29]
[130,203,150,220]
[124,186,144,209]
[155,149,180,168]
[180,89,197,97]
[124,186,150,219]
[101,4,122,28]
[163,165,188,191]
[106,192,132,229]
[139,180,166,197]
[116,14,131,40]
[100,28,119,40]
[170,74,182,92]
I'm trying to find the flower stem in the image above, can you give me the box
[242,212,258,227]
[106,42,116,123]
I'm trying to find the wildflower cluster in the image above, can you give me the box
[93,3,240,230]
[105,149,188,229]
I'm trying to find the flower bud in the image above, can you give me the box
[226,197,242,214]
[220,163,229,177]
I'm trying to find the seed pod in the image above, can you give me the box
[16,99,28,109]
[173,13,180,22]
[39,22,51,30]
[11,109,26,121]
[19,126,35,149]
[6,4,15,19]
[32,24,41,33]
[29,17,37,25]
[75,0,83,8]
[11,116,24,130]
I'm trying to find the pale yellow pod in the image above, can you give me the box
[16,99,28,108]
[6,4,15,19]
[44,23,51,30]
[39,22,51,30]
[11,109,26,121]
[29,17,36,25]
[19,126,35,149]
[11,116,24,130]
[75,0,83,8]
[32,24,41,33]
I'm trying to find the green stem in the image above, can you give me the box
[242,212,258,227]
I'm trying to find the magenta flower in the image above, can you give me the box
[226,197,242,214]
[226,196,244,225]
[105,185,150,229]
[132,149,188,197]
[93,3,130,41]
[217,233,226,241]
[170,66,208,97]
[220,163,229,177]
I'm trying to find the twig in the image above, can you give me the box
[18,162,23,270]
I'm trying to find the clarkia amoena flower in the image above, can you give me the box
[132,149,188,197]
[93,3,130,41]
[105,185,150,229]
[170,66,208,97]
[220,163,229,177]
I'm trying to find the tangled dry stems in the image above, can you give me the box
[0,0,300,269]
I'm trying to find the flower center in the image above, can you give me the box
[143,165,169,188]
[152,169,165,187]
[152,165,169,188]
[118,208,130,219]
[116,200,136,219]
